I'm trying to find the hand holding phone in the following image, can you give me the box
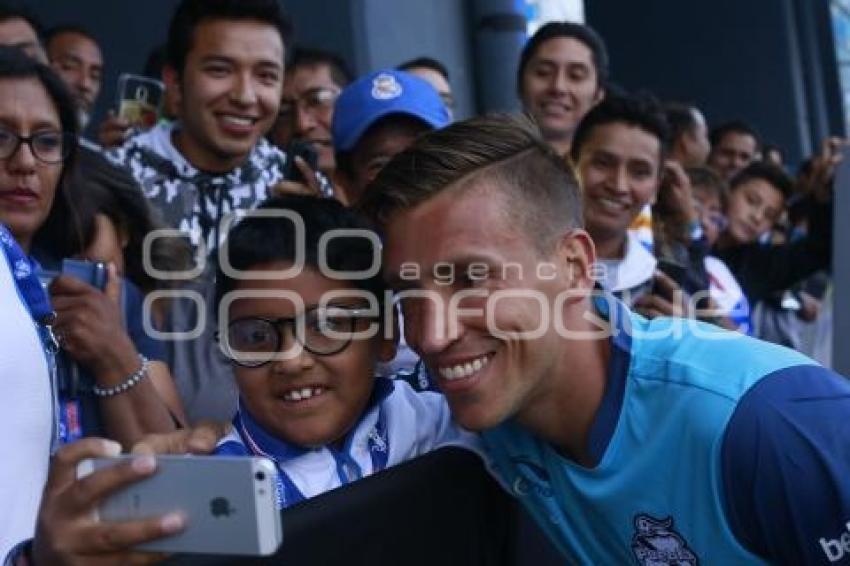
[49,262,142,377]
[77,455,282,556]
[635,264,691,319]
[284,141,319,184]
[31,438,183,565]
[116,74,164,130]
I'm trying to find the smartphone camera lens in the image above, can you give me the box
[255,471,266,482]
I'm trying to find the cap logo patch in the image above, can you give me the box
[372,73,403,100]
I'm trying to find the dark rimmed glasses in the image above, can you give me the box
[277,87,340,122]
[222,305,378,368]
[0,127,76,164]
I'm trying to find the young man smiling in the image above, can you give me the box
[517,22,608,157]
[360,114,850,564]
[107,0,326,422]
[108,0,326,256]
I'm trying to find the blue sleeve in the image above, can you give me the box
[122,281,165,362]
[721,364,850,564]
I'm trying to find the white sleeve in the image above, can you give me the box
[383,380,488,466]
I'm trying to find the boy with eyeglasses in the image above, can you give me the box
[211,195,481,508]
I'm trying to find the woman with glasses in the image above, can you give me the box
[212,195,482,508]
[0,47,181,449]
[0,46,188,565]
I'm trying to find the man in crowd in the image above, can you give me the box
[107,0,325,422]
[517,21,608,157]
[0,5,45,62]
[45,25,103,130]
[268,47,351,180]
[569,92,700,315]
[398,56,454,120]
[664,101,710,167]
[708,120,760,181]
[332,68,450,206]
[360,113,850,564]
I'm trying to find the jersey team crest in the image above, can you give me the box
[371,73,403,100]
[631,514,698,565]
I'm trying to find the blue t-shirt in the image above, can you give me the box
[482,295,850,564]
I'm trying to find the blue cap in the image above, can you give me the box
[332,69,450,152]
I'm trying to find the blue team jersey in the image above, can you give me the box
[482,295,850,565]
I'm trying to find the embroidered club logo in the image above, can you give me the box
[368,428,387,452]
[14,258,31,280]
[631,514,698,565]
[371,73,402,100]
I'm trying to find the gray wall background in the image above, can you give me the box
[585,0,846,168]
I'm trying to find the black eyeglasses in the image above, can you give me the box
[222,305,377,368]
[0,127,75,164]
[277,87,340,121]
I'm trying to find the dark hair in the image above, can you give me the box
[0,3,43,38]
[709,120,761,151]
[797,156,814,179]
[142,44,167,79]
[288,46,352,87]
[517,22,609,95]
[0,47,81,255]
[44,24,99,50]
[762,142,784,163]
[664,102,700,143]
[398,56,449,82]
[72,151,192,294]
[359,113,583,254]
[216,195,387,307]
[687,166,728,202]
[334,114,432,185]
[569,92,669,164]
[729,161,793,201]
[166,0,292,74]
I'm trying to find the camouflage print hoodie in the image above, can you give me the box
[106,121,323,256]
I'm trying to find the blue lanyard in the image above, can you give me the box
[0,224,61,451]
[0,225,53,323]
[235,405,390,508]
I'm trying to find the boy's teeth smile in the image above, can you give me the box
[283,387,326,402]
[221,115,254,126]
[438,354,491,381]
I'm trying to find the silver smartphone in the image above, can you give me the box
[76,455,282,556]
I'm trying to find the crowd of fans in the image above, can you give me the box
[0,0,846,564]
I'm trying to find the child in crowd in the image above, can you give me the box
[687,167,750,332]
[213,195,481,508]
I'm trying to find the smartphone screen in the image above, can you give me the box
[653,259,688,300]
[116,74,164,130]
[284,141,319,184]
[77,455,282,556]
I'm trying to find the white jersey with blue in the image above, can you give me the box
[482,295,850,564]
[215,377,483,508]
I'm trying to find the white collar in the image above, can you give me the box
[597,232,657,293]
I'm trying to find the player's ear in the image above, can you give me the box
[555,229,596,292]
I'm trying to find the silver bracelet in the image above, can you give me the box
[92,354,150,397]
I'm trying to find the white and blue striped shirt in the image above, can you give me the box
[215,377,482,508]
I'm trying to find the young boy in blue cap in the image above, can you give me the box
[331,69,450,205]
[213,195,480,509]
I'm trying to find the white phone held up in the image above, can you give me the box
[76,455,282,556]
